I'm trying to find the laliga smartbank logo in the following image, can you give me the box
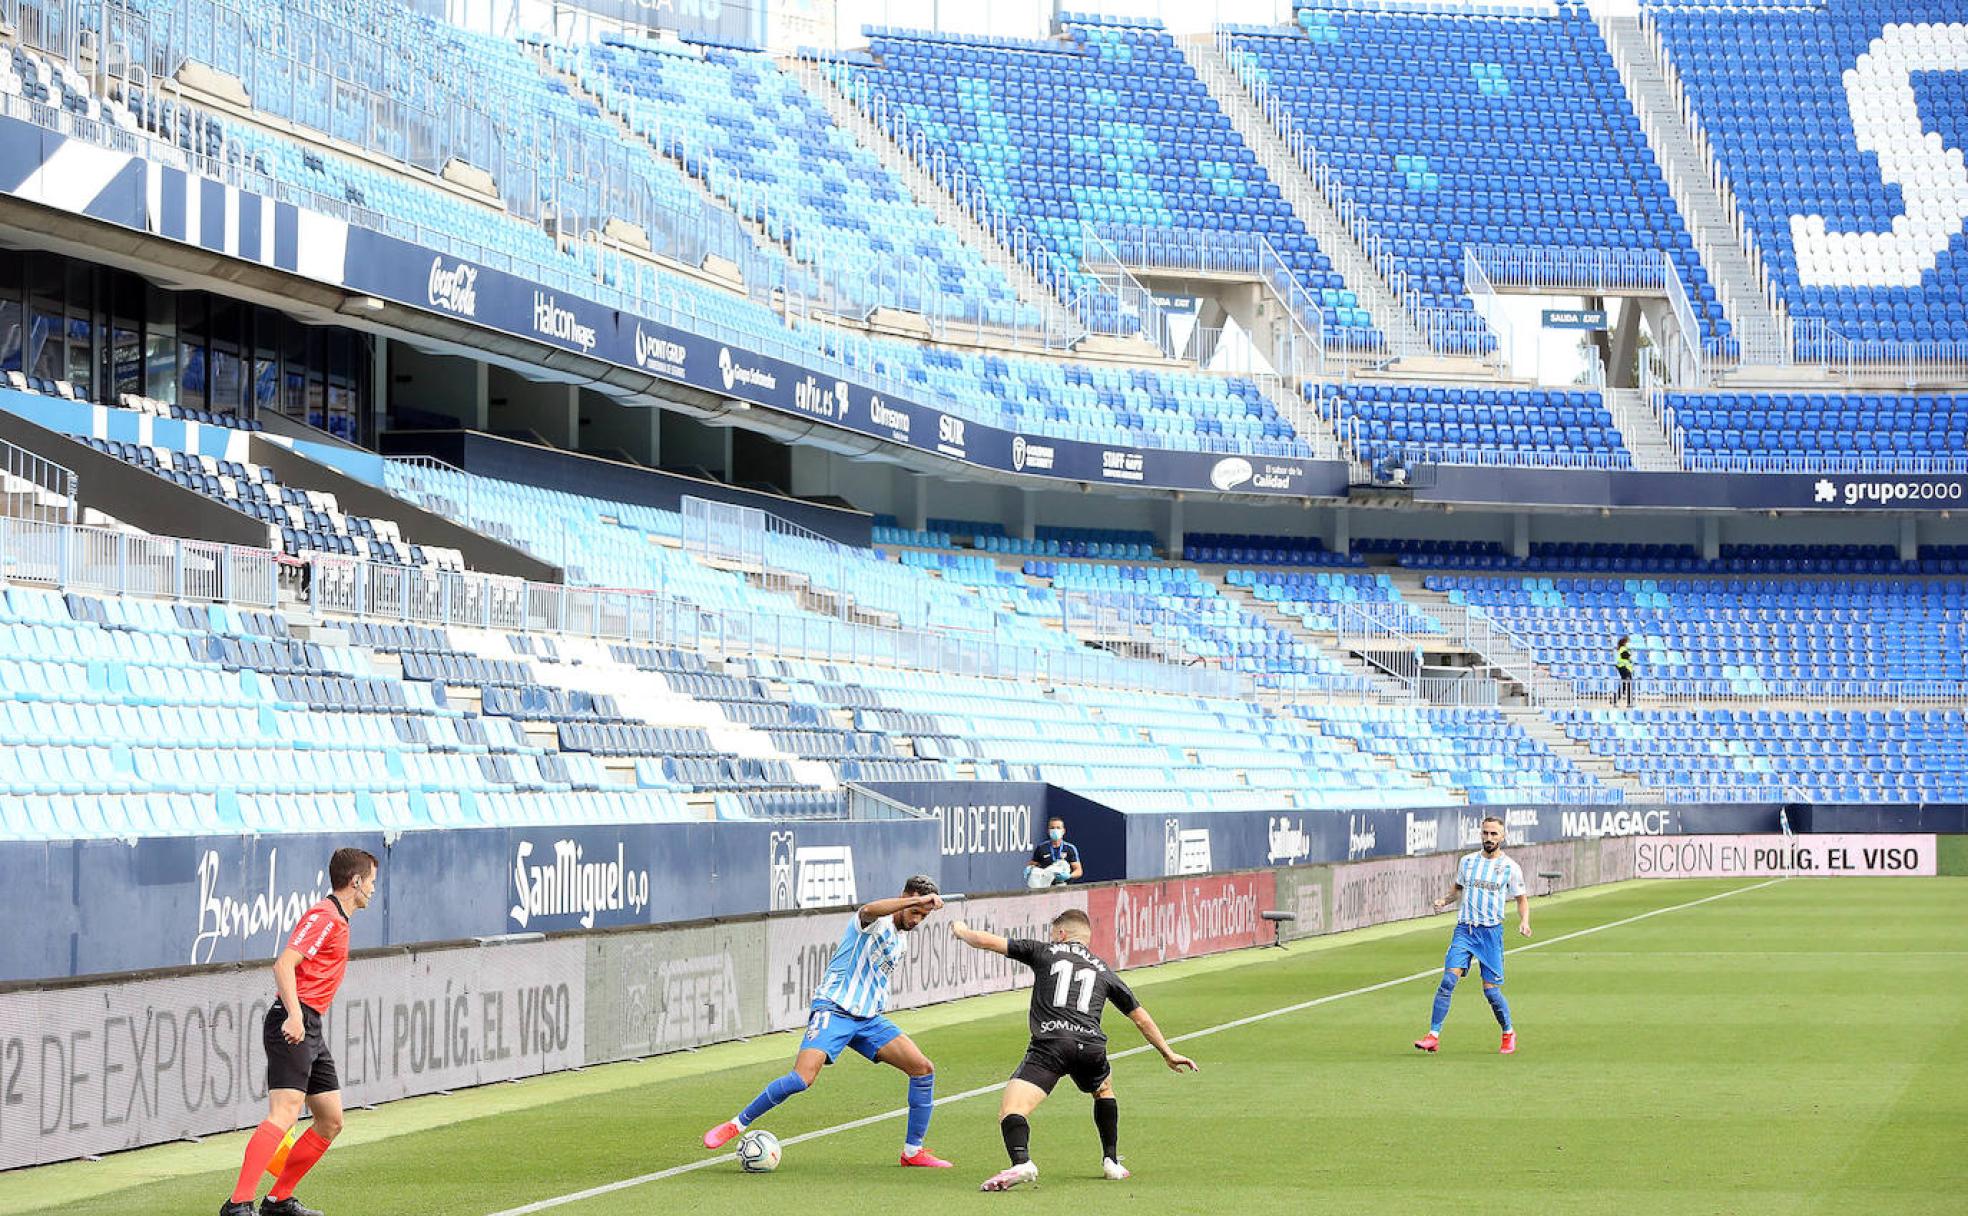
[768,830,856,909]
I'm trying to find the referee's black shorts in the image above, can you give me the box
[264,1000,339,1095]
[1012,1035,1111,1095]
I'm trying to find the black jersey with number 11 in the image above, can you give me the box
[1006,938,1139,1041]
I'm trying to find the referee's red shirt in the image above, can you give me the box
[284,896,351,1012]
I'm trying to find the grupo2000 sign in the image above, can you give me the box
[1633,834,1938,878]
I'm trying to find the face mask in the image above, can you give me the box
[1049,828,1064,842]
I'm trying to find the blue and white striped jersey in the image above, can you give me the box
[1456,852,1525,927]
[812,911,906,1018]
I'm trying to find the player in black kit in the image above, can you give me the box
[952,908,1197,1192]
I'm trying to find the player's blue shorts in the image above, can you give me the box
[1445,922,1506,984]
[802,1003,902,1064]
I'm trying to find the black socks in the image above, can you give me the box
[1094,1097,1119,1161]
[1000,1113,1031,1165]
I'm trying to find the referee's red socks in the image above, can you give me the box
[231,1122,288,1203]
[269,1128,333,1200]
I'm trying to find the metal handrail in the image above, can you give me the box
[841,784,931,821]
[1080,221,1329,377]
[1465,245,1668,295]
[0,435,78,526]
[1213,27,1510,364]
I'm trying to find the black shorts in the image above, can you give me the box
[264,1001,339,1095]
[1012,1036,1111,1095]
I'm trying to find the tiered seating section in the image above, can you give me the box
[1669,391,1968,468]
[813,669,1449,812]
[1038,560,1374,691]
[5,2,1968,840]
[851,349,1311,456]
[1230,3,1727,352]
[4,29,1294,461]
[384,461,1078,651]
[1367,539,1964,576]
[571,36,1039,330]
[1330,383,1633,469]
[1560,707,1968,803]
[0,588,688,838]
[1233,568,1443,635]
[12,455,1968,835]
[1431,573,1968,696]
[842,16,1380,343]
[1186,533,1361,567]
[1296,705,1612,805]
[111,391,265,432]
[80,436,464,567]
[1,574,1642,837]
[1649,0,1968,351]
[1,44,133,130]
[7,7,1966,473]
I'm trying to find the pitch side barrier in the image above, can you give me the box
[0,819,939,984]
[0,836,1641,1170]
[11,799,1943,984]
[875,780,1804,892]
[10,799,1959,984]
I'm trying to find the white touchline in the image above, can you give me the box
[485,878,1787,1215]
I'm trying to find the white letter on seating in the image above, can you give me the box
[1789,23,1968,288]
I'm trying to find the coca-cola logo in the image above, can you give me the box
[426,257,479,318]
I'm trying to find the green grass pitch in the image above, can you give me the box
[7,877,1964,1215]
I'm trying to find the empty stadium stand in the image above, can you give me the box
[1647,0,1968,354]
[1229,3,1728,352]
[839,15,1383,344]
[0,0,1965,857]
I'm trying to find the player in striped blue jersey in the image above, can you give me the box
[1415,816,1530,1055]
[703,875,955,1167]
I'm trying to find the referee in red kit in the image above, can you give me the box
[223,847,379,1216]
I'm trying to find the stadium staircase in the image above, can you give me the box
[533,50,763,287]
[1283,714,1462,798]
[788,58,1080,338]
[1212,574,1419,703]
[1260,559,1660,798]
[1384,574,1576,706]
[1603,386,1683,472]
[1507,706,1660,800]
[1178,35,1431,366]
[1598,13,1790,366]
[1254,376,1346,461]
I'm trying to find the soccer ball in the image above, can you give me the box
[737,1129,782,1173]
